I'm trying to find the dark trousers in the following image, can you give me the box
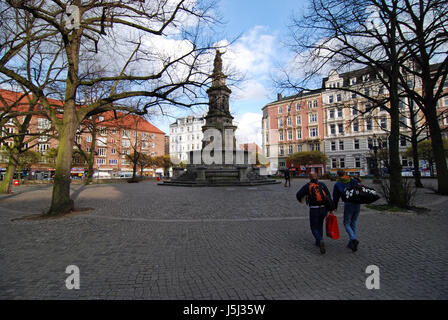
[284,177,290,187]
[309,207,328,242]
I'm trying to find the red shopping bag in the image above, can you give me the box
[325,212,340,239]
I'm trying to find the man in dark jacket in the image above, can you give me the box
[284,168,291,187]
[296,172,333,254]
[332,169,361,252]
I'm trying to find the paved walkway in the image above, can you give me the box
[0,179,447,299]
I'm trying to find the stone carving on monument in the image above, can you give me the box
[160,50,280,187]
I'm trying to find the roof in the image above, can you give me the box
[263,89,322,109]
[97,111,165,134]
[0,88,165,135]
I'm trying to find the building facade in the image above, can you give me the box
[262,90,324,174]
[262,66,448,176]
[169,115,205,163]
[0,89,166,179]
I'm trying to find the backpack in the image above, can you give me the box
[308,182,334,210]
[342,179,380,204]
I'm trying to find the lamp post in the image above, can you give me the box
[369,134,381,179]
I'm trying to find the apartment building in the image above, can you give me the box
[0,89,165,179]
[261,90,324,174]
[169,115,205,163]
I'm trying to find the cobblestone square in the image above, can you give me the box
[1,179,447,299]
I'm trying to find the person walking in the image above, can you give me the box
[284,167,291,187]
[332,169,361,252]
[296,172,333,254]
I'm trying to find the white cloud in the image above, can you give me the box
[234,112,263,147]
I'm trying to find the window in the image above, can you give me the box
[332,158,337,168]
[315,143,320,151]
[354,139,360,150]
[98,127,107,136]
[279,131,284,141]
[287,130,293,140]
[109,159,118,165]
[309,127,318,137]
[313,100,318,108]
[296,115,301,125]
[142,142,149,149]
[96,158,106,165]
[142,133,149,140]
[97,148,106,156]
[400,135,407,147]
[297,144,302,152]
[340,158,345,168]
[355,157,361,168]
[37,144,50,153]
[365,118,372,131]
[278,106,283,114]
[329,109,335,119]
[330,124,336,135]
[339,140,344,150]
[338,123,344,135]
[111,148,116,155]
[279,146,284,156]
[287,116,292,126]
[331,141,336,151]
[350,78,356,85]
[37,118,51,130]
[122,140,130,147]
[278,118,284,128]
[400,116,407,129]
[352,93,357,99]
[328,95,334,104]
[352,106,358,115]
[296,103,301,111]
[337,94,342,102]
[365,88,370,96]
[75,135,81,144]
[98,116,104,122]
[308,101,312,109]
[297,129,302,139]
[288,145,293,154]
[111,128,116,135]
[287,105,292,113]
[309,113,317,123]
[353,121,359,132]
[337,108,343,118]
[122,129,130,137]
[380,117,388,129]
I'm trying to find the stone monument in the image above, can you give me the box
[160,50,280,187]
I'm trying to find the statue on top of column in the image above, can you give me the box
[211,50,227,87]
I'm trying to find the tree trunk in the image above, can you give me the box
[85,158,94,185]
[47,120,77,215]
[388,94,407,208]
[425,106,448,194]
[0,157,17,194]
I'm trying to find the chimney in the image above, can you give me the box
[277,93,283,101]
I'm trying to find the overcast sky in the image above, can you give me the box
[151,0,309,146]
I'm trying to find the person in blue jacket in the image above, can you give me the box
[332,169,361,252]
[296,172,333,254]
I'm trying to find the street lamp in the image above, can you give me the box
[369,134,381,178]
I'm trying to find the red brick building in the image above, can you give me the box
[261,90,325,175]
[0,89,165,179]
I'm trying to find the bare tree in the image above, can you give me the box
[280,0,448,206]
[1,0,223,214]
